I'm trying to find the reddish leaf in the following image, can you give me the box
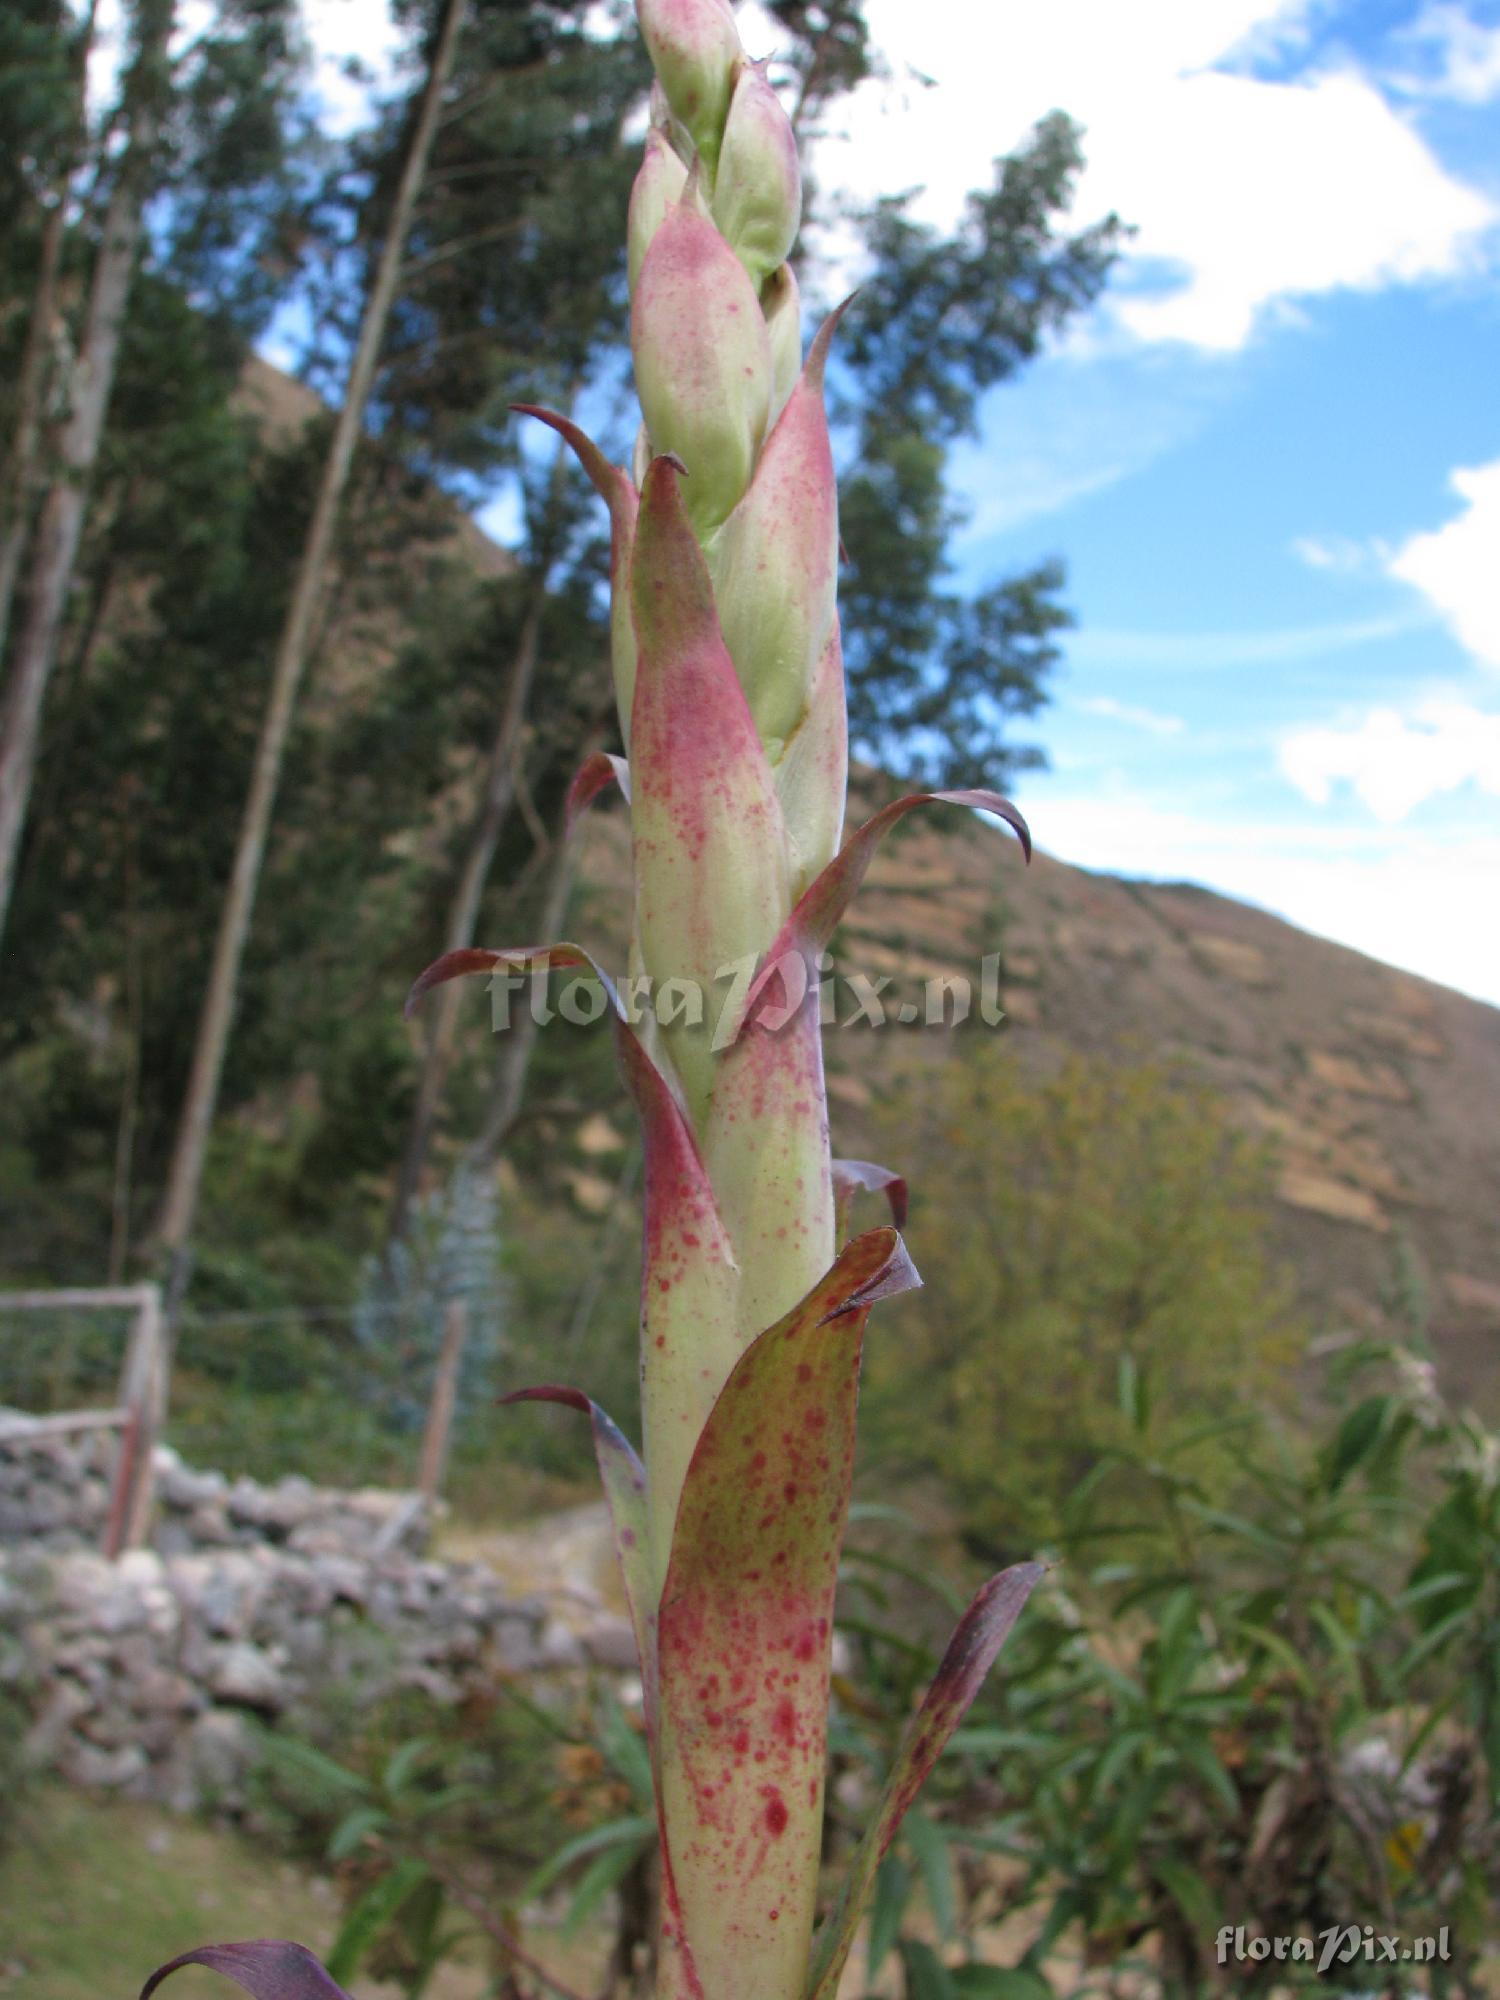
[654,1229,919,2000]
[140,1941,352,2000]
[512,404,639,738]
[805,1562,1046,2000]
[501,1386,653,1700]
[831,1158,908,1237]
[712,304,848,755]
[404,939,742,1591]
[564,750,631,831]
[721,790,1031,1046]
[628,453,791,1120]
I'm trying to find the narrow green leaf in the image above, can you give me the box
[952,1969,1052,1999]
[562,1835,655,1940]
[326,1805,390,1863]
[518,1814,659,1907]
[901,1940,958,2000]
[1154,1857,1219,1939]
[905,1812,958,1943]
[866,1856,911,1983]
[325,1858,431,1986]
[805,1563,1043,2000]
[382,1737,435,1799]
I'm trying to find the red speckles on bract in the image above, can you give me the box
[654,1233,920,1994]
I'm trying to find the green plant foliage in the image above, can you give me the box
[862,1047,1302,1551]
[247,1680,653,1995]
[828,1335,1500,1996]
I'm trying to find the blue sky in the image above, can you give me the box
[116,0,1499,1003]
[785,0,1500,1004]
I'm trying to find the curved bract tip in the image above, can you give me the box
[141,1942,352,2000]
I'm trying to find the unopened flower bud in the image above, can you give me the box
[632,204,772,539]
[628,457,790,1117]
[774,619,847,893]
[761,262,802,421]
[649,78,694,167]
[712,61,801,281]
[637,0,741,180]
[628,128,690,293]
[710,308,842,759]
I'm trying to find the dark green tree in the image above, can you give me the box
[834,110,1124,789]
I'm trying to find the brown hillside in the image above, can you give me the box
[571,793,1500,1410]
[238,360,1500,1406]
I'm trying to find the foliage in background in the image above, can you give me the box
[863,1047,1302,1552]
[247,1676,652,1995]
[0,0,1124,1330]
[353,1165,507,1431]
[249,1326,1500,1995]
[830,1329,1500,1995]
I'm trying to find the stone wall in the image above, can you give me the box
[0,1423,637,1812]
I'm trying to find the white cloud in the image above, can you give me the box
[1075,695,1186,736]
[808,0,1497,352]
[1386,458,1500,669]
[1292,533,1373,574]
[1280,699,1500,821]
[1033,789,1500,1005]
[296,0,409,134]
[1390,3,1500,104]
[90,0,406,136]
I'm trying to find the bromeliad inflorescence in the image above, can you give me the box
[143,3,1040,1996]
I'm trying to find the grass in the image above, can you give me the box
[0,1786,487,2000]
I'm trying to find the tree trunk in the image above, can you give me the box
[0,0,170,947]
[385,407,585,1247]
[417,1295,467,1501]
[385,587,545,1245]
[149,0,469,1305]
[0,0,99,661]
[467,820,577,1172]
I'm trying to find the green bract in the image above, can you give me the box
[147,7,1041,1998]
[422,6,1039,1994]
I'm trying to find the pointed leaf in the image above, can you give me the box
[655,1229,919,2000]
[805,1562,1045,2000]
[629,453,791,1116]
[512,404,639,741]
[565,750,631,832]
[502,1386,653,1692]
[832,1158,908,1236]
[140,1942,353,2000]
[632,206,771,536]
[404,938,742,1588]
[725,790,1031,1046]
[866,1855,912,1982]
[773,616,847,894]
[712,58,801,280]
[901,1941,958,2000]
[711,306,847,758]
[326,1858,432,1985]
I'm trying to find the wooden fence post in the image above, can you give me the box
[418,1297,468,1504]
[107,1282,165,1555]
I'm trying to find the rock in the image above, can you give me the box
[135,1667,201,1715]
[208,1641,285,1711]
[583,1616,640,1671]
[57,1737,148,1791]
[187,1709,258,1805]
